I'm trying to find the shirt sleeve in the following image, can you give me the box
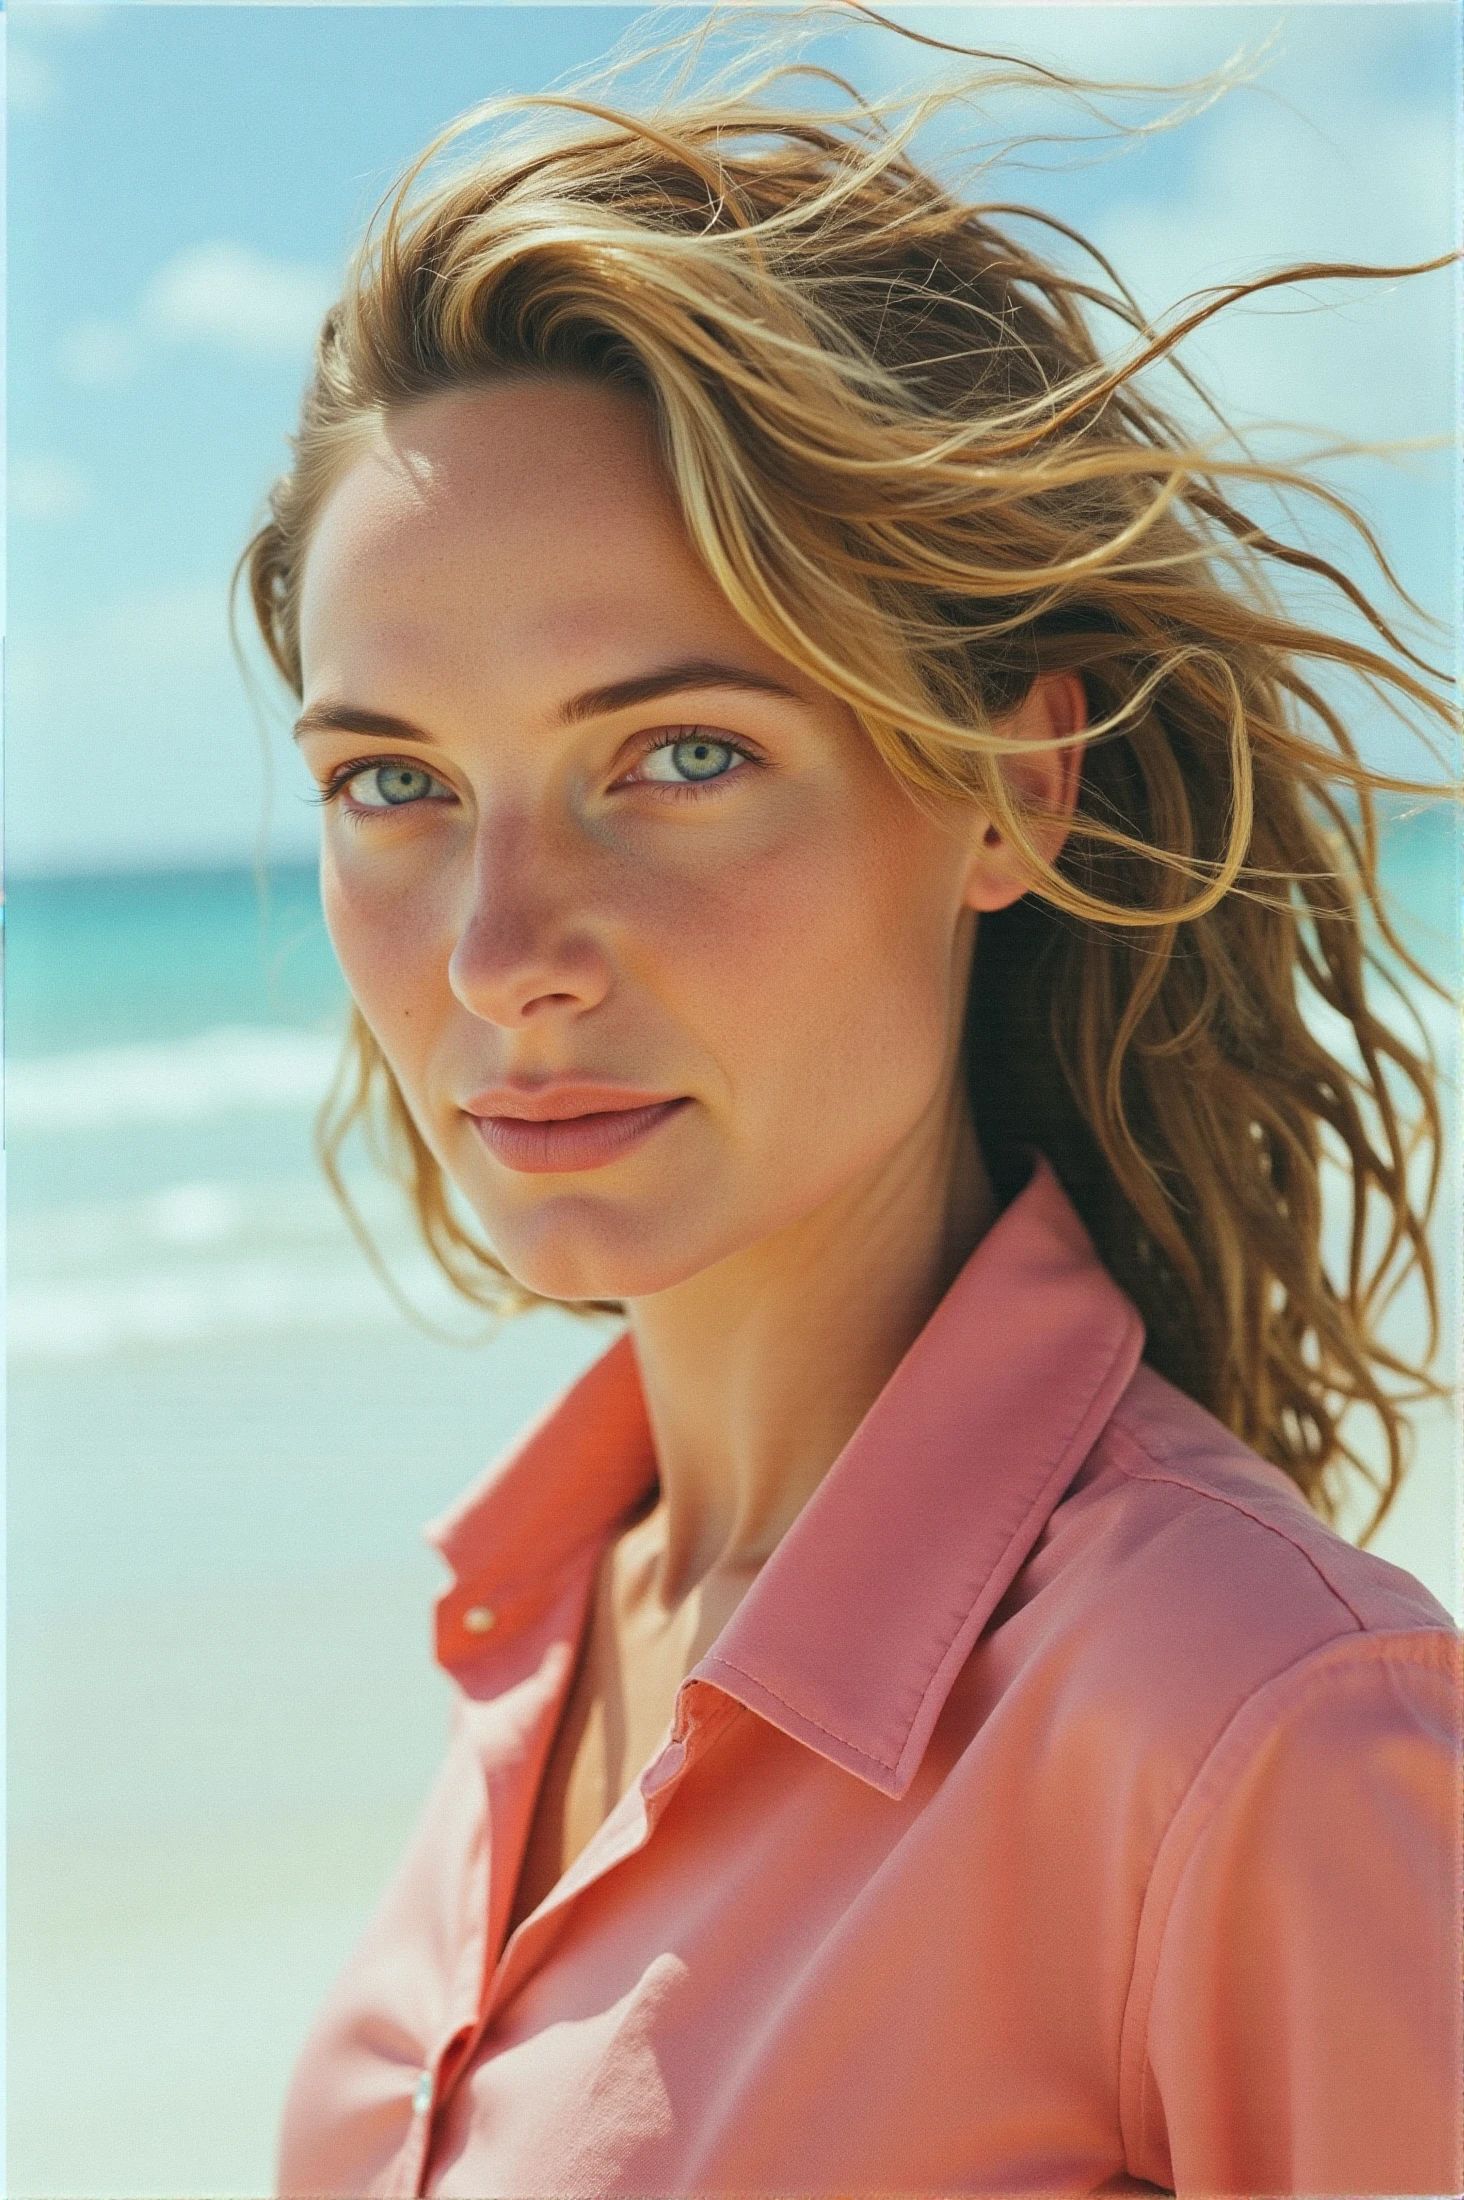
[1123,1627,1463,2198]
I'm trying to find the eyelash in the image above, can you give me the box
[316,731,764,818]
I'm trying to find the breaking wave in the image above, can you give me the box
[7,1026,341,1133]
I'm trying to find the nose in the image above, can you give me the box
[447,803,612,1029]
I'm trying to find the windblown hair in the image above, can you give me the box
[239,13,1456,1538]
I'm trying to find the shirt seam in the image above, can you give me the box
[702,1646,899,1775]
[1116,1627,1459,2178]
[1102,1412,1374,1632]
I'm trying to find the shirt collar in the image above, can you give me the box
[424,1152,1144,1801]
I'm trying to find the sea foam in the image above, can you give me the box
[6,1026,342,1132]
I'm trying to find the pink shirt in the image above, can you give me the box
[278,1155,1462,2198]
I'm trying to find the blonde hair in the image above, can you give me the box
[239,16,1456,1537]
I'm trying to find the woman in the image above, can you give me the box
[241,23,1459,2197]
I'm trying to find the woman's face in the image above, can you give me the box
[296,379,1026,1304]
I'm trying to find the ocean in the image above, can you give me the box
[6,811,1460,2195]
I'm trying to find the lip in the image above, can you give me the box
[462,1084,690,1175]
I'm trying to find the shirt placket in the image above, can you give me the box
[402,1678,740,2199]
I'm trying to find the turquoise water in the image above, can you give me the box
[7,865,347,1219]
[6,860,345,1057]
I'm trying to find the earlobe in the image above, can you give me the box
[962,672,1087,913]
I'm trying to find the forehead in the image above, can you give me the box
[298,378,749,694]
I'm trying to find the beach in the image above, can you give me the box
[7,820,1458,2196]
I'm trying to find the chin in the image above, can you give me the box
[482,1196,731,1306]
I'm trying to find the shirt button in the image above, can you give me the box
[462,1605,496,1634]
[411,2069,434,2117]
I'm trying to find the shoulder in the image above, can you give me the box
[964,1361,1462,2192]
[1089,1376,1464,2193]
[1052,1356,1453,1639]
[992,1360,1458,1806]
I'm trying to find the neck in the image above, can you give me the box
[624,1084,997,1609]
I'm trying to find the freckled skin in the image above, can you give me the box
[297,375,1087,1828]
[296,378,1076,1310]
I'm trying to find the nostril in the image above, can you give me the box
[445,875,612,1025]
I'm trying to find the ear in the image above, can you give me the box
[962,671,1087,914]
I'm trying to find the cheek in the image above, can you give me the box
[320,842,456,1069]
[643,803,963,1131]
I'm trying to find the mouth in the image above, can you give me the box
[463,1089,691,1175]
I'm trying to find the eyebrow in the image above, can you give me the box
[291,659,806,744]
[555,659,805,726]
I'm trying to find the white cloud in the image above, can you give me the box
[5,39,58,114]
[14,5,110,34]
[831,5,1454,431]
[5,0,111,114]
[56,317,143,389]
[57,241,338,390]
[10,454,90,525]
[824,6,1280,138]
[1084,85,1455,444]
[140,242,337,361]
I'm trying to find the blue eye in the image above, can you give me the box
[346,763,441,808]
[639,736,744,785]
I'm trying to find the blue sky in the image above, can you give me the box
[7,2,1459,875]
